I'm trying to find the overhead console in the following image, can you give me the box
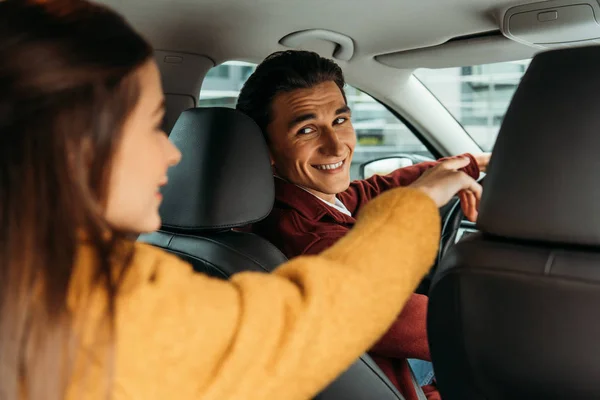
[503,0,600,48]
[375,0,600,70]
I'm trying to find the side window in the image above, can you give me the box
[415,60,530,151]
[200,62,434,179]
[199,61,257,108]
[344,86,433,179]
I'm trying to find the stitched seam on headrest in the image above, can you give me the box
[166,234,175,248]
[162,213,271,232]
[153,247,229,279]
[443,268,600,287]
[543,252,556,276]
[195,238,277,273]
[163,232,282,273]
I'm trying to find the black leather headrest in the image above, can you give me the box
[478,46,600,246]
[159,107,274,232]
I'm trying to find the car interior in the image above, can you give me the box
[103,0,600,398]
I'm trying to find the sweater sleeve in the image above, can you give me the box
[111,188,440,400]
[302,232,432,362]
[340,153,480,214]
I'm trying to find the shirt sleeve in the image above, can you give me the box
[340,153,480,214]
[369,293,431,361]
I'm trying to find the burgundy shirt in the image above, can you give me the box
[251,154,480,400]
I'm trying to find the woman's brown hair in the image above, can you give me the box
[0,1,152,398]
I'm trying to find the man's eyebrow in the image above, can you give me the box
[335,105,351,115]
[287,112,317,130]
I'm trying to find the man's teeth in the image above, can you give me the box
[316,161,343,170]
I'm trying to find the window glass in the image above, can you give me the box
[414,60,531,151]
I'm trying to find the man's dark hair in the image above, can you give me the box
[236,50,347,140]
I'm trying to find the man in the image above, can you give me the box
[236,50,488,400]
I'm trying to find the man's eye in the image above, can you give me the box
[298,127,314,135]
[334,117,347,125]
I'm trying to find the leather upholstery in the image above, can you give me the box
[140,229,288,277]
[478,46,600,246]
[429,233,600,399]
[428,46,600,400]
[140,107,406,400]
[159,107,274,233]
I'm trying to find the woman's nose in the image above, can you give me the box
[166,137,182,166]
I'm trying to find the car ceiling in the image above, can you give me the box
[97,0,544,156]
[99,0,540,66]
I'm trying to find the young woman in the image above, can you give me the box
[0,1,482,399]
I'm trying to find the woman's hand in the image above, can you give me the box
[473,152,491,173]
[409,158,482,220]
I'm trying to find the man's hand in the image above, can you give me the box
[460,152,490,221]
[473,153,491,173]
[409,158,482,212]
[458,190,479,222]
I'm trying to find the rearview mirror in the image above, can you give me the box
[360,157,414,179]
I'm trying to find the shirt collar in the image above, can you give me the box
[297,186,352,217]
[273,176,355,223]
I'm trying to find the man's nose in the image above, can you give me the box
[319,127,345,156]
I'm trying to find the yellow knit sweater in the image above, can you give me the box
[66,187,440,399]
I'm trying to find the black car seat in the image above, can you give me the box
[428,46,600,400]
[139,107,408,400]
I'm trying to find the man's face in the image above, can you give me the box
[266,81,356,201]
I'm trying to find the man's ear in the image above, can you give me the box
[266,142,275,166]
[268,151,278,175]
[263,127,276,167]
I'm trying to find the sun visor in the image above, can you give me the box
[375,32,536,69]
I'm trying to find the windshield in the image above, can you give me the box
[414,60,531,151]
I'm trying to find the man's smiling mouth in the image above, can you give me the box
[312,159,345,171]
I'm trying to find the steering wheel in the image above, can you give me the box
[415,175,485,295]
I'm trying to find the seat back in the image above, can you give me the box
[141,230,287,277]
[141,106,286,274]
[430,234,600,399]
[428,46,600,399]
[139,107,406,400]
